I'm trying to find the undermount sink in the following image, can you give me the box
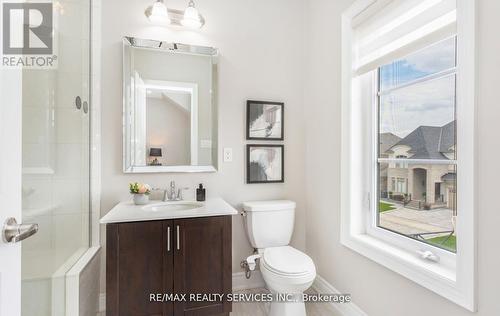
[142,201,204,212]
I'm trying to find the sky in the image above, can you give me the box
[379,37,456,138]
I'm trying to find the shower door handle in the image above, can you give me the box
[3,217,39,243]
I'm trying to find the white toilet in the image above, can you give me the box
[242,200,316,316]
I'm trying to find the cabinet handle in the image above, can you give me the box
[176,225,180,250]
[167,226,171,252]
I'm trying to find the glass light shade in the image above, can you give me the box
[181,6,202,28]
[147,1,170,25]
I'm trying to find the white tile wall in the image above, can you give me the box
[56,75,85,109]
[22,177,53,210]
[22,71,56,108]
[56,108,85,144]
[54,144,83,179]
[22,107,52,143]
[21,278,52,316]
[57,0,90,41]
[21,214,52,253]
[58,39,88,75]
[53,213,84,260]
[52,179,83,214]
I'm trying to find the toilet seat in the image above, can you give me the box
[261,246,315,277]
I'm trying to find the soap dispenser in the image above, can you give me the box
[196,184,206,201]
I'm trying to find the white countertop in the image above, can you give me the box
[100,197,238,224]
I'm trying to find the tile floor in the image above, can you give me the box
[230,288,339,316]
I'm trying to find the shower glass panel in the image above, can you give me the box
[20,0,91,315]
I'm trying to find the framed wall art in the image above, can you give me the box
[246,100,284,140]
[246,144,284,184]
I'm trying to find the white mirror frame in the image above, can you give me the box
[122,37,218,173]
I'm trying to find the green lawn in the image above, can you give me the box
[379,201,396,213]
[426,235,456,252]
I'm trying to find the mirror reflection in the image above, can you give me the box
[123,37,218,173]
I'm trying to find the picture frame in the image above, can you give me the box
[246,144,284,184]
[246,100,284,140]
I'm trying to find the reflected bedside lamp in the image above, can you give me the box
[149,148,163,166]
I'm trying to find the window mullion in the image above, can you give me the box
[377,158,457,165]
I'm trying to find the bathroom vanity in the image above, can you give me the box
[105,36,231,315]
[100,198,237,316]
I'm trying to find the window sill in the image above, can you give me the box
[341,231,473,311]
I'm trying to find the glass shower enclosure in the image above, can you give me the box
[19,0,92,315]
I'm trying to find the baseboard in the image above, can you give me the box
[99,293,106,313]
[312,275,367,316]
[232,271,265,291]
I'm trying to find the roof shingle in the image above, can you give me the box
[386,121,455,160]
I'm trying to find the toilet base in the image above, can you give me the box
[269,299,306,316]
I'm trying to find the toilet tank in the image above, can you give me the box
[242,200,296,249]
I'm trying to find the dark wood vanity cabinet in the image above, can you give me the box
[106,216,232,316]
[106,220,174,316]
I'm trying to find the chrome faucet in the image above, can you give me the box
[152,182,190,201]
[168,181,177,200]
[165,181,189,201]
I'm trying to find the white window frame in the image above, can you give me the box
[340,0,476,311]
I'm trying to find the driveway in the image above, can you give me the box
[379,203,453,236]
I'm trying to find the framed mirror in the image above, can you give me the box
[123,37,218,173]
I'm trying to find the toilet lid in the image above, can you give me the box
[262,246,315,276]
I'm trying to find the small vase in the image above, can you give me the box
[133,194,149,205]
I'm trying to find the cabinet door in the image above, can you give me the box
[107,221,174,316]
[174,216,232,316]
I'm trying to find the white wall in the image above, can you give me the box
[146,96,191,165]
[305,0,500,315]
[100,0,306,292]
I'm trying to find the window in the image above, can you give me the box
[341,0,476,311]
[377,37,457,253]
[395,156,408,168]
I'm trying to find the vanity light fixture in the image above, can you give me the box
[181,0,203,29]
[145,0,205,29]
[145,0,171,25]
